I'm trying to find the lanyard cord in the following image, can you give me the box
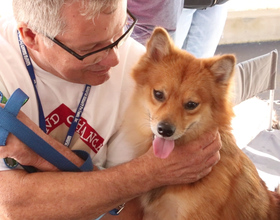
[17,30,91,147]
[17,30,47,132]
[64,84,91,147]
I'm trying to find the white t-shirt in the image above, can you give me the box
[0,16,145,170]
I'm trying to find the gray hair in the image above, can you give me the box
[12,0,118,46]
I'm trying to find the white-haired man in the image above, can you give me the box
[0,0,220,219]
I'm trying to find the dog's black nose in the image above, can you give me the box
[157,122,176,137]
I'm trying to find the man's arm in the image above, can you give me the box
[0,108,221,219]
[0,156,157,219]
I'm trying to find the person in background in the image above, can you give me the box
[128,0,228,58]
[179,3,228,58]
[0,0,221,219]
[127,0,184,45]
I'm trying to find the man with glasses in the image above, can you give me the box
[0,0,221,219]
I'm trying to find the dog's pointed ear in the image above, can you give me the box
[146,27,172,62]
[210,55,236,84]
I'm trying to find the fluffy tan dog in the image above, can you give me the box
[122,27,280,219]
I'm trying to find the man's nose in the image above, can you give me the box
[98,47,120,67]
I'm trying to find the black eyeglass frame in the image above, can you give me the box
[47,10,137,61]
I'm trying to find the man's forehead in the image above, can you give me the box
[62,0,119,18]
[57,2,126,47]
[61,1,123,25]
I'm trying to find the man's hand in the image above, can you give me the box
[0,108,84,171]
[100,130,221,219]
[142,130,221,186]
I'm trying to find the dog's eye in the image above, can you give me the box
[184,101,199,110]
[153,90,165,102]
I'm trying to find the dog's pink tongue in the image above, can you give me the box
[153,136,175,159]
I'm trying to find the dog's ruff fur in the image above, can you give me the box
[123,27,280,219]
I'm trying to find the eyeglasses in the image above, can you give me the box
[47,10,137,61]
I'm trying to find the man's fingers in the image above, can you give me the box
[203,131,221,156]
[201,129,220,150]
[206,151,220,168]
[198,167,213,180]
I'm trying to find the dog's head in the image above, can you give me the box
[132,27,236,158]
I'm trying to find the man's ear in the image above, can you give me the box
[17,22,39,51]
